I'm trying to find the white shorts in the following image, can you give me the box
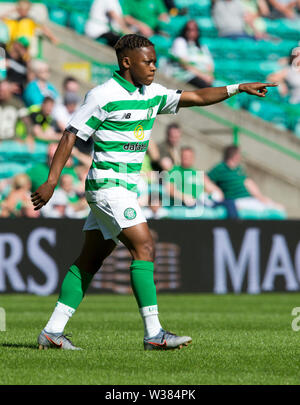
[83,187,146,243]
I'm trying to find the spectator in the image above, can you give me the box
[62,76,80,96]
[168,20,214,88]
[264,0,300,19]
[241,0,270,39]
[158,123,182,171]
[40,187,68,218]
[1,0,59,48]
[165,146,204,207]
[0,79,25,141]
[5,36,31,94]
[0,173,39,217]
[60,174,90,218]
[16,96,62,143]
[23,59,59,107]
[85,0,132,47]
[267,47,300,104]
[207,145,285,214]
[122,0,169,37]
[26,142,90,193]
[59,77,93,155]
[41,174,89,218]
[52,92,80,133]
[212,0,256,39]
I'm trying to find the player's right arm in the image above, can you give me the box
[31,130,76,210]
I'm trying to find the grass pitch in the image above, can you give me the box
[0,293,300,385]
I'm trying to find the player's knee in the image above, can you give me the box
[133,239,155,262]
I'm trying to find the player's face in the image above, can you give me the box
[129,46,157,86]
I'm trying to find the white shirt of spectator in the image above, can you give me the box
[52,103,78,127]
[85,0,123,39]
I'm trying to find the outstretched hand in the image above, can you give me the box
[239,82,278,97]
[31,182,55,211]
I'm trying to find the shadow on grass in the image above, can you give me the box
[0,343,38,349]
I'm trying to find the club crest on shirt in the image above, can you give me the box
[134,124,144,140]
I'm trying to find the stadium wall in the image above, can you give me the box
[0,219,300,295]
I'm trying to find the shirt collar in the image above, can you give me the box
[113,71,144,94]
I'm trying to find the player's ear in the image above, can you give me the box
[120,55,131,70]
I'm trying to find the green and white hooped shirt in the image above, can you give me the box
[66,71,182,202]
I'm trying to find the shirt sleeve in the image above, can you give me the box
[66,90,107,141]
[157,85,182,115]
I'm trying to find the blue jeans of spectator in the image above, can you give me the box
[213,199,239,219]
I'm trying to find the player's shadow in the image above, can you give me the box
[0,343,37,349]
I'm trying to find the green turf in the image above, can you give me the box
[0,293,300,385]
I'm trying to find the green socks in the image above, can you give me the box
[58,265,94,310]
[130,260,157,308]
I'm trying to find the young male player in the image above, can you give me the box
[32,34,276,351]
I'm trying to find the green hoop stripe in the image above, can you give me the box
[102,95,163,112]
[85,178,138,192]
[92,161,142,173]
[99,118,155,132]
[85,115,103,130]
[157,95,167,114]
[94,140,149,152]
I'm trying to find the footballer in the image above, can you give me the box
[31,34,276,350]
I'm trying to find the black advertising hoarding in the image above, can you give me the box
[0,219,300,295]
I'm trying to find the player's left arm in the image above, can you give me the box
[178,82,278,108]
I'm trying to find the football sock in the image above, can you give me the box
[44,265,93,334]
[130,260,162,338]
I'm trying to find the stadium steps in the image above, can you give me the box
[27,22,300,218]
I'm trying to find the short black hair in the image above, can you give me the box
[114,34,154,57]
[223,145,239,162]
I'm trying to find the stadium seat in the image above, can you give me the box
[48,7,68,27]
[68,12,87,35]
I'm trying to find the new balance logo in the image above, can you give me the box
[123,113,131,119]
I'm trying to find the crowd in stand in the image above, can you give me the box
[0,0,291,219]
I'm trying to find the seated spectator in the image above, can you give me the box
[1,0,59,49]
[52,92,80,133]
[122,0,169,37]
[168,20,214,88]
[0,79,25,140]
[26,142,90,193]
[0,173,39,217]
[23,59,59,107]
[41,174,89,218]
[158,123,181,171]
[207,144,285,214]
[16,96,62,144]
[165,146,204,207]
[267,47,300,104]
[241,0,270,39]
[62,76,80,96]
[212,0,256,39]
[5,36,31,95]
[264,0,300,19]
[85,0,132,47]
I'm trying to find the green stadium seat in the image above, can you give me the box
[48,7,68,26]
[69,12,87,34]
[248,100,287,130]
